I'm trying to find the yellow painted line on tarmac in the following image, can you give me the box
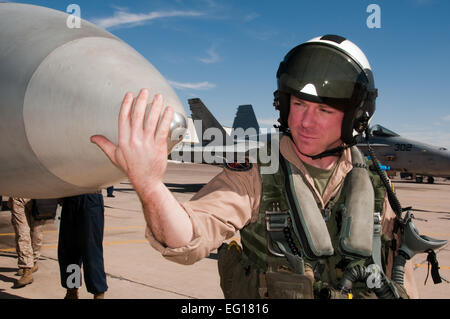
[414,263,450,270]
[0,232,15,236]
[102,239,148,246]
[105,226,146,231]
[0,225,146,237]
[0,245,58,252]
[0,230,59,237]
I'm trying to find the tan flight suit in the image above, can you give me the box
[8,198,45,269]
[146,135,419,298]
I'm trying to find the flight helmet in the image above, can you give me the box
[274,34,377,145]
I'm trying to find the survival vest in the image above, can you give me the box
[239,135,388,293]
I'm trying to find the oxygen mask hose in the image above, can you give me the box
[364,129,408,291]
[338,264,399,299]
[392,252,408,286]
[364,130,448,289]
[364,130,403,221]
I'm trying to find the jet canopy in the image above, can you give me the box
[370,124,399,137]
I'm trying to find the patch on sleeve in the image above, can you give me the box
[224,158,253,172]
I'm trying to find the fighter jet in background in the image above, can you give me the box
[356,124,450,183]
[188,98,233,146]
[188,98,261,144]
[231,104,260,134]
[170,98,264,164]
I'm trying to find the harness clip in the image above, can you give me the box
[265,203,290,232]
[265,202,290,257]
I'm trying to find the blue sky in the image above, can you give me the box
[11,0,450,148]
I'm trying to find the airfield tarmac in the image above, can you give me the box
[0,162,449,299]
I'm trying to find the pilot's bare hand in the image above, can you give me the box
[91,88,174,194]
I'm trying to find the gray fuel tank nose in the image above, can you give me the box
[0,3,187,198]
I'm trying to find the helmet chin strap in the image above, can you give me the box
[307,142,356,160]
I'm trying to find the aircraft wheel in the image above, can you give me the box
[427,176,435,184]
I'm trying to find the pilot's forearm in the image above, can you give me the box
[138,181,194,248]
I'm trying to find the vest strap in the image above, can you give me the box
[265,203,305,274]
[280,154,334,259]
[265,207,289,257]
[276,241,305,274]
[372,212,383,272]
[338,147,375,259]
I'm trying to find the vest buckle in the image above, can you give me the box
[321,208,331,222]
[265,203,289,232]
[265,202,290,257]
[373,212,382,235]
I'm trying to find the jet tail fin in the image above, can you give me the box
[232,104,260,132]
[188,98,229,145]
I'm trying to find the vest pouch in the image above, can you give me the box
[281,157,334,259]
[339,148,375,258]
[265,271,314,299]
[217,242,260,299]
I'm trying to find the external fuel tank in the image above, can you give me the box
[0,3,187,198]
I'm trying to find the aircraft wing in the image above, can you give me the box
[357,143,391,149]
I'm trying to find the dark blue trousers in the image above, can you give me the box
[106,186,114,196]
[58,193,108,294]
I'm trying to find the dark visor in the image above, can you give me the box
[278,43,370,109]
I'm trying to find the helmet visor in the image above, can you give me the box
[278,43,370,109]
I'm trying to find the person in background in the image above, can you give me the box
[8,197,45,288]
[58,192,108,299]
[106,186,115,198]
